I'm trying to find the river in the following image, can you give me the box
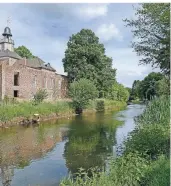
[0,104,145,186]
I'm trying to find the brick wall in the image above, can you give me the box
[0,59,68,100]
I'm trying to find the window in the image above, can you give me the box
[53,79,55,88]
[33,76,37,88]
[50,78,55,89]
[44,77,47,88]
[14,72,19,86]
[58,80,61,90]
[14,90,19,97]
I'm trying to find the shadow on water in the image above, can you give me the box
[0,104,145,186]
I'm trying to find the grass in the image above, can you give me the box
[0,101,73,122]
[87,99,126,111]
[0,99,126,123]
[60,96,170,186]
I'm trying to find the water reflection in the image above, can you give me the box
[64,113,122,175]
[0,105,144,186]
[0,123,66,186]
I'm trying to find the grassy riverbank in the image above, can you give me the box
[60,96,170,186]
[0,99,126,126]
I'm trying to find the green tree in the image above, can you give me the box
[108,82,129,102]
[69,78,98,113]
[15,45,35,59]
[130,80,142,100]
[156,77,170,96]
[141,72,164,100]
[62,29,116,97]
[124,3,170,75]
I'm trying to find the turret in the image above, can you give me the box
[0,26,14,51]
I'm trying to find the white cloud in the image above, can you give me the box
[105,47,159,87]
[0,6,67,75]
[76,4,108,20]
[96,23,123,42]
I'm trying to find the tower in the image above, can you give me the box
[0,26,14,51]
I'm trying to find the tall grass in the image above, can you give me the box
[60,96,170,186]
[0,99,126,123]
[0,101,73,122]
[87,99,126,111]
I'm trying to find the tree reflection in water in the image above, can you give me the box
[63,112,123,176]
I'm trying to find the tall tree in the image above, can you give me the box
[131,72,164,100]
[62,29,116,97]
[124,3,170,75]
[140,72,164,100]
[15,45,35,59]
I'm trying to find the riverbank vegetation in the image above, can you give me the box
[0,97,126,124]
[60,96,169,186]
[60,2,170,186]
[129,72,169,101]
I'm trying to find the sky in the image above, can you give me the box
[0,3,158,87]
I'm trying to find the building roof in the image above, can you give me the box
[0,49,22,59]
[26,57,56,72]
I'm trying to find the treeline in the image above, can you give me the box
[15,29,129,112]
[129,72,169,101]
[60,95,170,186]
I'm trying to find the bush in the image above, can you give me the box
[69,79,98,113]
[33,89,48,105]
[60,152,148,186]
[96,100,105,111]
[124,96,170,158]
[141,155,170,186]
[60,96,170,186]
[108,82,129,102]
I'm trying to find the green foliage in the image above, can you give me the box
[0,101,72,122]
[15,45,35,59]
[60,152,148,186]
[137,95,169,125]
[33,89,48,105]
[142,155,170,186]
[95,100,105,111]
[124,3,170,75]
[130,80,142,100]
[60,96,170,186]
[130,72,165,100]
[155,77,170,96]
[69,79,98,111]
[87,99,126,112]
[108,82,129,102]
[124,96,170,159]
[1,95,18,105]
[62,29,116,97]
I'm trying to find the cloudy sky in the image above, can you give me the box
[0,3,157,87]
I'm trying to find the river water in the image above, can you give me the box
[0,104,145,186]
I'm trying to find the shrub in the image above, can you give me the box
[141,155,170,186]
[108,82,129,102]
[33,89,48,105]
[60,152,148,186]
[124,96,170,158]
[96,100,105,111]
[69,79,98,113]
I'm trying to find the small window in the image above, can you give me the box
[33,76,37,88]
[14,90,19,97]
[14,72,19,86]
[44,77,47,88]
[58,80,61,89]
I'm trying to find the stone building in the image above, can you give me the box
[0,26,68,101]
